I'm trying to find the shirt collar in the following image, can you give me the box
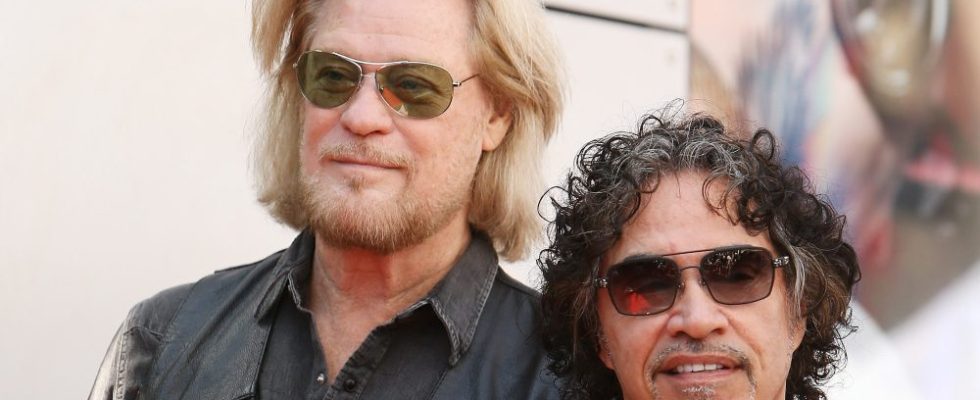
[422,231,499,365]
[253,229,500,366]
[254,230,315,319]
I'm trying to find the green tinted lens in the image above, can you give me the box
[296,51,361,109]
[376,62,455,118]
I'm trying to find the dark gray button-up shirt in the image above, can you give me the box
[89,230,560,400]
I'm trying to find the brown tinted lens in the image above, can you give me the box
[296,52,361,109]
[376,62,455,118]
[607,258,680,315]
[701,248,775,305]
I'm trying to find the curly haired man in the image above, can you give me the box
[539,112,860,400]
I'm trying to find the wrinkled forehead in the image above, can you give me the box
[600,171,774,271]
[307,0,476,64]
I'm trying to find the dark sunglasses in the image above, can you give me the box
[294,50,478,119]
[595,245,790,316]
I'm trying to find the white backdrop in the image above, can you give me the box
[0,2,687,399]
[0,2,295,398]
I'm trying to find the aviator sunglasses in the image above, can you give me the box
[596,245,790,316]
[294,50,479,119]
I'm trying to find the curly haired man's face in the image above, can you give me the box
[597,171,805,400]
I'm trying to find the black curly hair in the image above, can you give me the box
[538,111,861,400]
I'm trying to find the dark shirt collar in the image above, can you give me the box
[254,231,315,319]
[254,229,500,365]
[423,230,499,364]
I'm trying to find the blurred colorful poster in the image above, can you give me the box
[690,0,980,396]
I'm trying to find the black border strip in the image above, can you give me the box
[544,4,687,34]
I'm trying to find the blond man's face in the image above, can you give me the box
[298,0,508,251]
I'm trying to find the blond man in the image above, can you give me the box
[89,0,563,398]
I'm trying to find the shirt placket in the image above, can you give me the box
[321,326,394,400]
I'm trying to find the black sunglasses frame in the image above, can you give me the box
[595,245,790,316]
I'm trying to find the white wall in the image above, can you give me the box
[1,2,294,398]
[0,2,687,399]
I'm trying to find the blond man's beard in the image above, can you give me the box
[300,163,468,253]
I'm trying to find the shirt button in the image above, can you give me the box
[315,372,326,385]
[343,378,357,392]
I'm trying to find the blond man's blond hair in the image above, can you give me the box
[250,0,564,261]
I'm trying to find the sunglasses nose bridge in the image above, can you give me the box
[675,265,711,301]
[350,64,401,112]
[676,265,707,285]
[360,72,383,92]
[337,55,381,92]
